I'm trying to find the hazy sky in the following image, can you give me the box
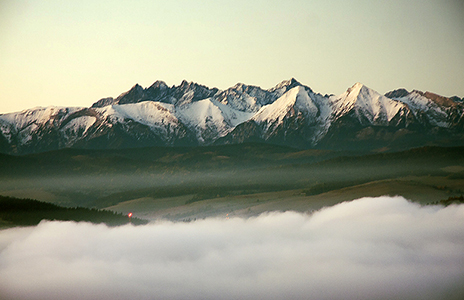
[1,196,463,300]
[1,0,463,113]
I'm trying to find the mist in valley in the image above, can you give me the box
[2,145,459,210]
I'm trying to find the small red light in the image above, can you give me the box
[128,212,133,218]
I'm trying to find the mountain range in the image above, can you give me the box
[1,79,463,154]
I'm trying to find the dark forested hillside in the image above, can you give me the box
[0,196,148,227]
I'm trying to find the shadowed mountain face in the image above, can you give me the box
[0,80,463,154]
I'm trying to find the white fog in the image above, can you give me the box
[0,196,463,300]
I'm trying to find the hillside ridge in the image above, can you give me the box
[1,80,463,154]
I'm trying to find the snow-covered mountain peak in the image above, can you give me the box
[333,83,365,110]
[348,82,364,91]
[268,78,309,98]
[253,86,318,124]
[176,98,250,143]
[2,79,462,155]
[333,83,407,124]
[336,82,371,104]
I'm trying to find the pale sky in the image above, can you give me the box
[1,0,463,113]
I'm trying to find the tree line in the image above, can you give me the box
[0,195,148,227]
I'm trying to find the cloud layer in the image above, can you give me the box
[1,196,463,300]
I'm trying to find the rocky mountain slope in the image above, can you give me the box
[1,79,463,154]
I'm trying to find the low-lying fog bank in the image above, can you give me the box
[0,196,463,300]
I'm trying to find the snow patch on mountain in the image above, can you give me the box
[177,99,224,128]
[101,102,176,126]
[18,123,38,144]
[211,99,255,127]
[62,116,97,135]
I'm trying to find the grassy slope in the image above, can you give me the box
[1,144,463,221]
